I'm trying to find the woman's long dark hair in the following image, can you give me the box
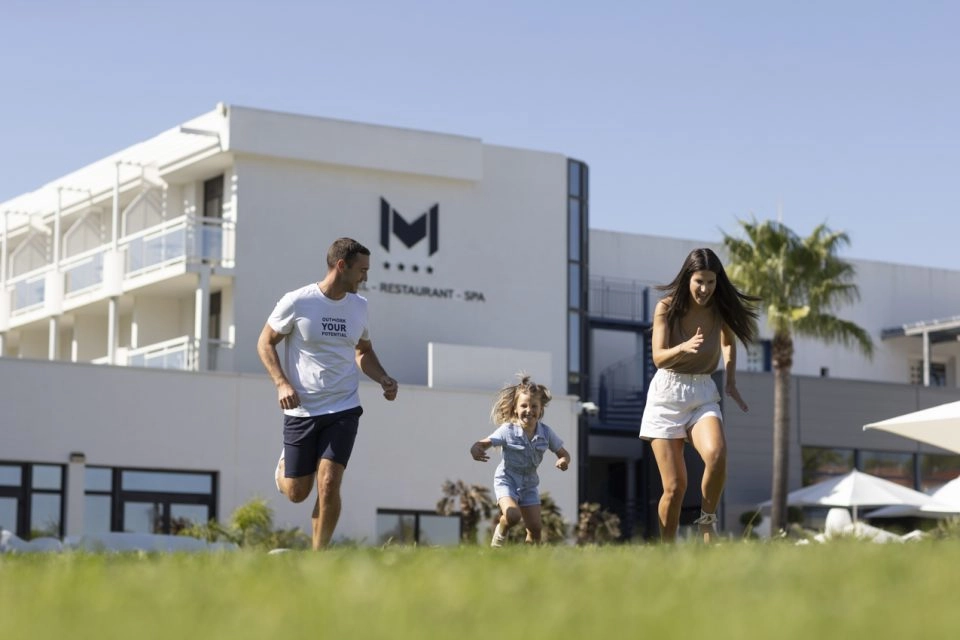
[656,248,760,346]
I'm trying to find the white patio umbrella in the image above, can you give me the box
[759,469,933,522]
[863,400,960,453]
[868,474,960,519]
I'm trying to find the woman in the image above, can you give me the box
[640,248,759,542]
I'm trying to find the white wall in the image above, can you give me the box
[428,343,552,391]
[0,358,579,543]
[231,137,569,389]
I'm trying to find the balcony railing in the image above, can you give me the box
[3,215,235,316]
[63,245,105,295]
[589,275,653,323]
[10,267,46,312]
[92,336,235,372]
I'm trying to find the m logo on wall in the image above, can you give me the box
[380,197,439,256]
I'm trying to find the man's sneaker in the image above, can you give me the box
[274,449,285,494]
[491,523,507,548]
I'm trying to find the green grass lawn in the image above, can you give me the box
[3,541,958,639]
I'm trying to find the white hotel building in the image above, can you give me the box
[1,104,958,543]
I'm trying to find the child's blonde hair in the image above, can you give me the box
[490,373,552,425]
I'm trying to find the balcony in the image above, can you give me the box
[2,214,235,327]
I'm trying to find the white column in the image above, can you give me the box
[65,452,86,538]
[922,331,931,387]
[112,162,120,250]
[194,269,210,371]
[48,316,59,360]
[1,211,8,339]
[108,296,118,365]
[109,167,122,366]
[1,210,7,286]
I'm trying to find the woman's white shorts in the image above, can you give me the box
[639,369,722,440]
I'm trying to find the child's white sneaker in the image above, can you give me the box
[491,523,507,548]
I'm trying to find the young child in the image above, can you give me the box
[470,374,571,546]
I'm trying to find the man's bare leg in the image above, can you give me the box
[311,458,345,550]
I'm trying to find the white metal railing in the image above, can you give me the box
[206,338,235,371]
[126,335,196,370]
[122,217,188,276]
[8,265,47,313]
[589,275,655,322]
[1,215,236,316]
[121,336,235,371]
[121,215,234,277]
[62,244,107,295]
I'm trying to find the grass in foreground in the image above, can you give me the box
[2,540,958,639]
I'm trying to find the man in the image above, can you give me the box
[257,237,398,549]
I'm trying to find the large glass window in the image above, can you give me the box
[567,159,589,397]
[0,497,18,533]
[801,447,854,486]
[568,312,581,373]
[84,466,216,535]
[802,446,960,494]
[919,453,960,492]
[122,470,213,494]
[861,450,914,487]
[0,464,22,486]
[376,509,460,546]
[568,264,581,309]
[0,462,64,539]
[568,199,581,261]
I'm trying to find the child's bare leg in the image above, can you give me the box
[492,497,522,546]
[498,497,522,530]
[520,505,543,544]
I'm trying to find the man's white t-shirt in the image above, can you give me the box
[267,283,370,417]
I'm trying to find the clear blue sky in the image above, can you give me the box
[2,0,957,270]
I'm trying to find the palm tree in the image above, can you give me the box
[723,219,874,534]
[436,479,497,544]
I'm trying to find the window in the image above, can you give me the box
[918,453,960,492]
[203,175,224,219]
[375,509,461,546]
[801,447,854,486]
[0,462,64,539]
[84,466,217,535]
[802,447,960,493]
[83,467,113,534]
[860,450,915,488]
[910,361,947,387]
[744,340,772,372]
[567,159,589,396]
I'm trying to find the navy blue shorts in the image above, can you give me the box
[282,406,363,477]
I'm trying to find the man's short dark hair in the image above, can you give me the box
[327,238,370,269]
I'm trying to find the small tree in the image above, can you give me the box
[576,502,621,545]
[494,492,568,545]
[180,497,309,550]
[436,479,497,544]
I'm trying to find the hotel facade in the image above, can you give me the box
[2,105,958,543]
